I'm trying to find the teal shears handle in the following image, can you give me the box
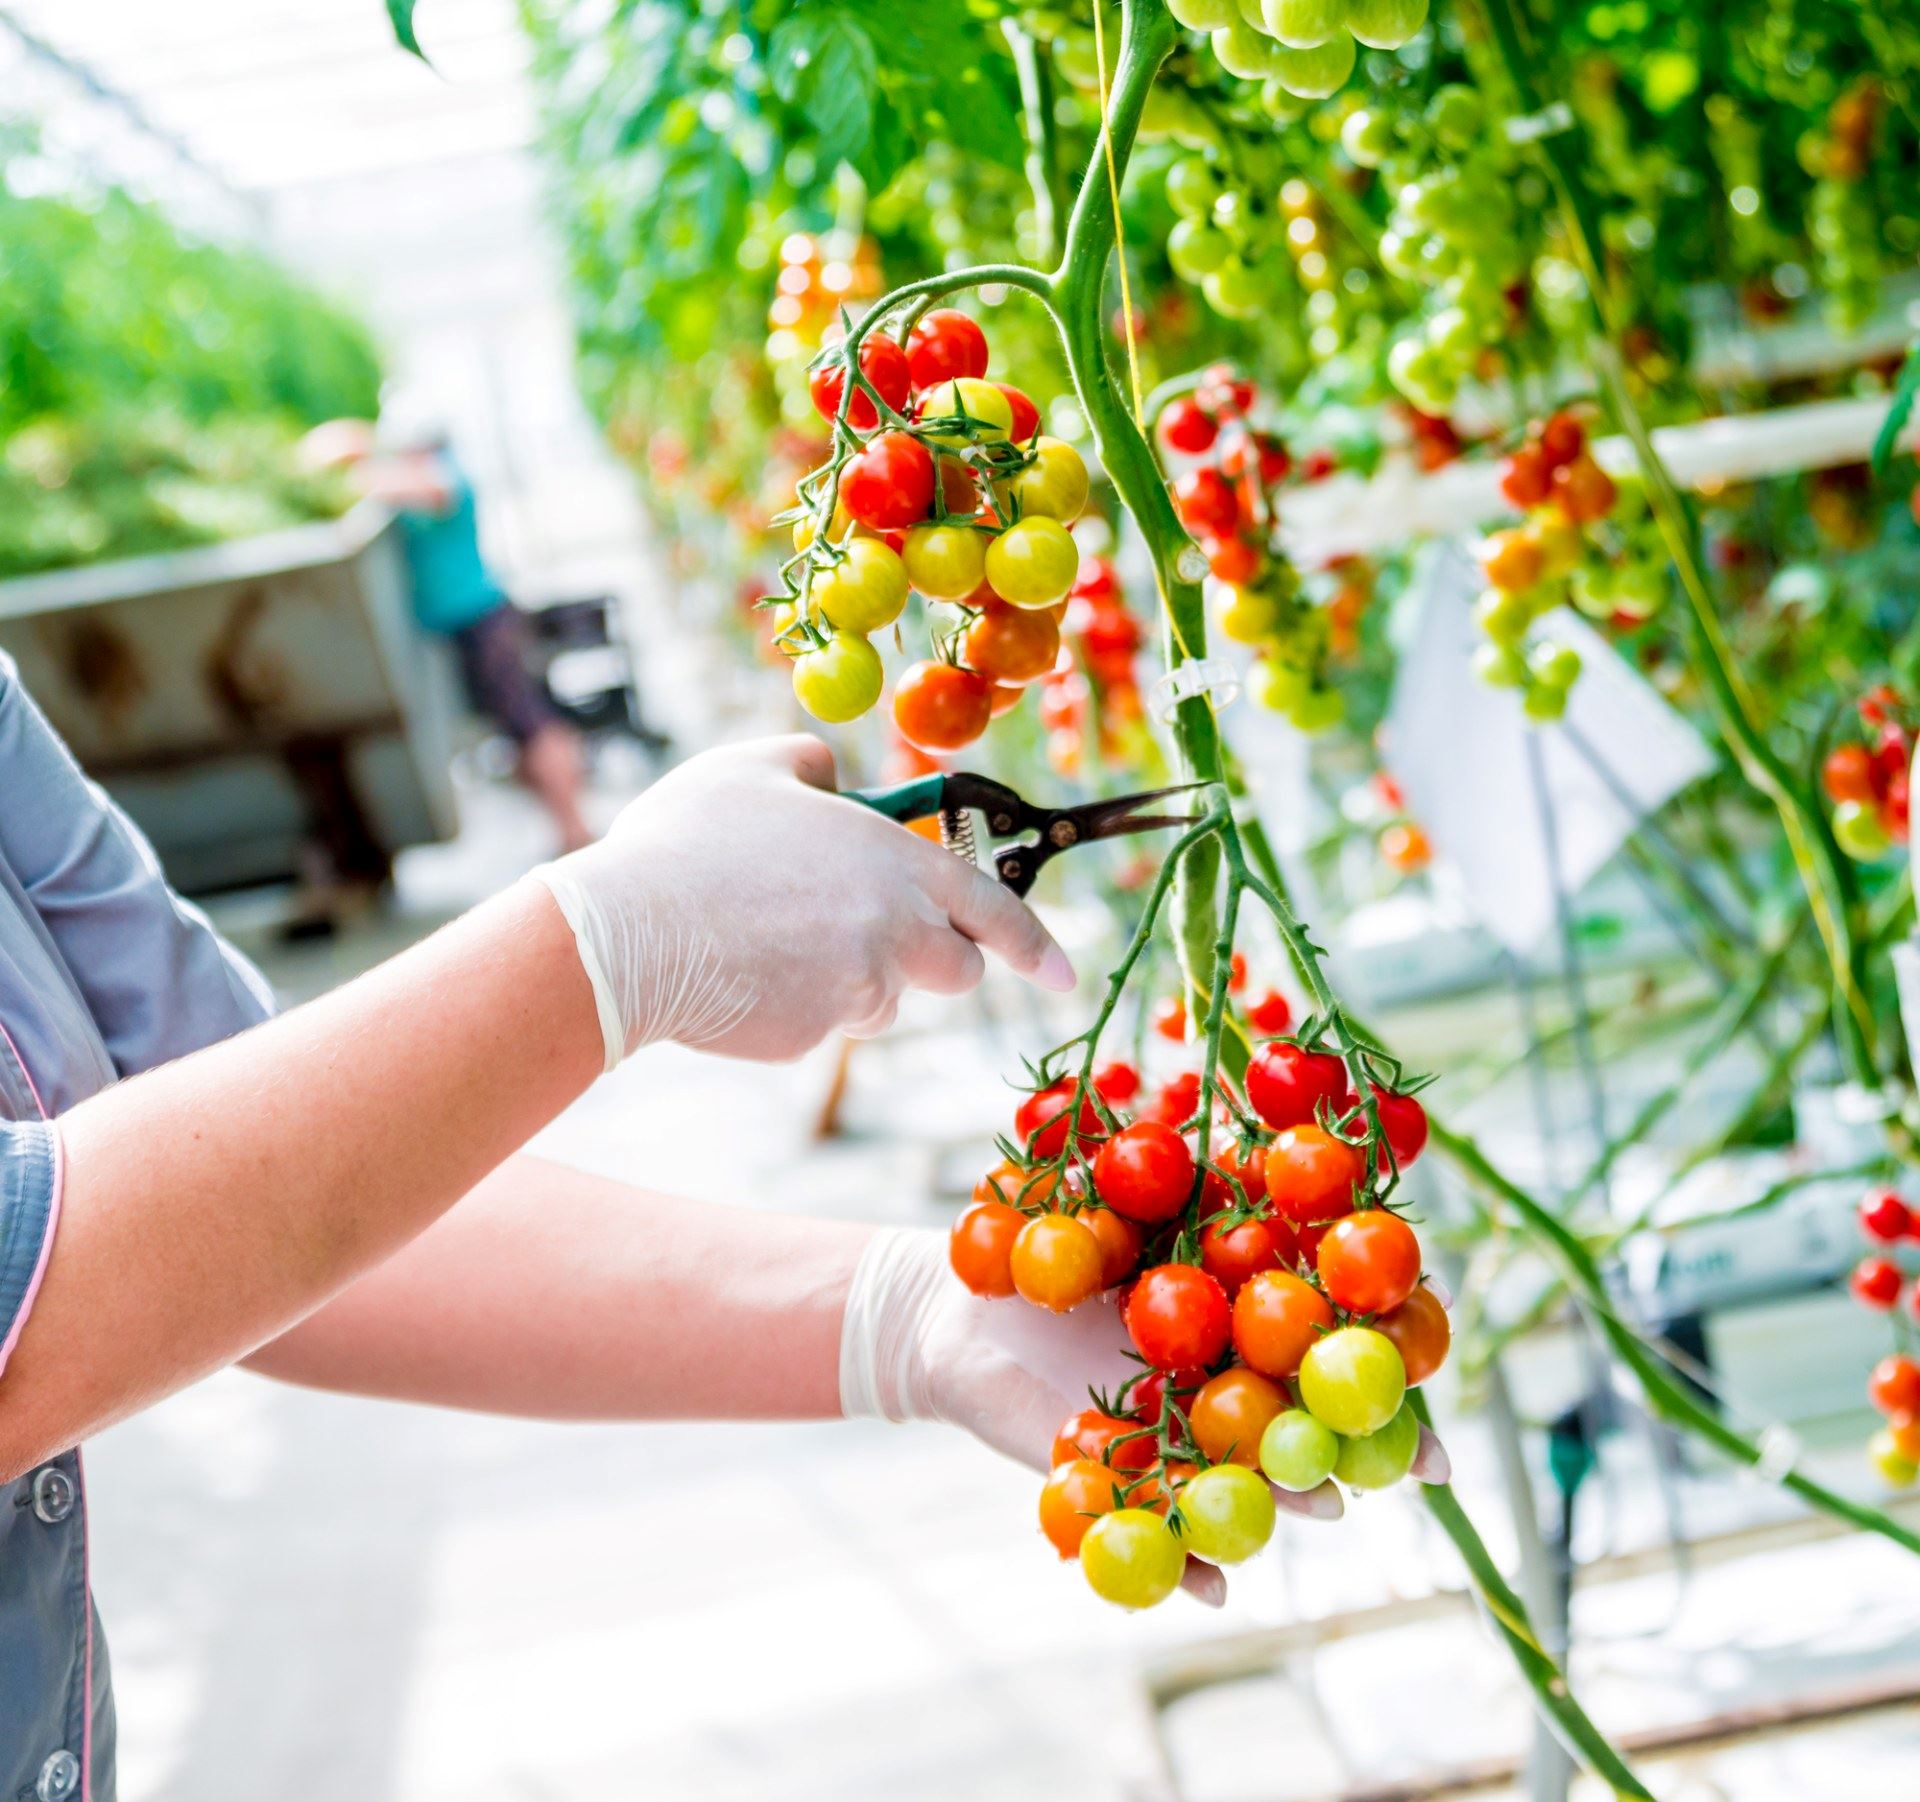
[846,774,948,824]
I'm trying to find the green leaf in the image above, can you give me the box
[385,0,426,60]
[770,6,881,177]
[1871,338,1920,481]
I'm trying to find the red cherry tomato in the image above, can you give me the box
[1054,1407,1155,1473]
[1094,1060,1141,1105]
[1130,1365,1206,1432]
[1202,1139,1268,1216]
[1094,1121,1197,1225]
[1499,444,1553,509]
[1160,396,1219,454]
[1853,1256,1904,1310]
[1859,1189,1914,1243]
[840,431,935,530]
[1227,951,1247,994]
[1197,363,1254,414]
[1316,1209,1422,1315]
[1248,989,1293,1037]
[1220,430,1291,485]
[1128,1263,1231,1370]
[904,308,989,390]
[1139,1070,1201,1128]
[1538,410,1585,470]
[997,383,1041,443]
[949,1199,1023,1297]
[1553,453,1617,524]
[1264,1124,1365,1228]
[1152,996,1187,1042]
[1368,1087,1429,1167]
[1870,1354,1920,1416]
[1173,467,1242,538]
[1200,1215,1290,1297]
[893,661,992,752]
[1014,1078,1101,1160]
[964,604,1059,686]
[1246,1042,1351,1130]
[1206,536,1263,586]
[1823,744,1877,806]
[810,333,912,430]
[1071,554,1119,604]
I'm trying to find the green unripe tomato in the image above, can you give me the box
[1250,656,1310,714]
[1568,563,1618,620]
[1299,1326,1407,1437]
[1425,305,1480,362]
[1177,1464,1278,1564]
[1212,21,1285,78]
[1167,0,1240,27]
[1262,0,1345,46]
[1426,82,1485,148]
[1257,76,1308,122]
[1333,1401,1422,1490]
[1378,228,1423,281]
[790,632,884,723]
[1080,1508,1185,1609]
[1346,0,1428,48]
[1220,585,1281,644]
[1203,259,1267,317]
[1169,217,1234,281]
[1052,33,1101,90]
[1260,1407,1341,1490]
[1522,680,1570,723]
[1530,641,1582,691]
[1611,565,1666,622]
[1473,590,1535,645]
[1289,685,1347,733]
[1166,157,1223,220]
[1236,0,1269,23]
[1269,30,1356,97]
[1386,335,1455,413]
[1868,1427,1920,1488]
[1340,107,1396,169]
[1833,799,1893,860]
[1473,642,1529,689]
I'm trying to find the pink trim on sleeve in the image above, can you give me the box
[0,1017,60,1378]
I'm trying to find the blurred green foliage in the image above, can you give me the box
[0,141,383,576]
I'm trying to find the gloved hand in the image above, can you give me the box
[840,1227,1452,1606]
[535,736,1074,1068]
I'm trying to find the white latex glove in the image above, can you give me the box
[840,1228,1453,1607]
[534,736,1074,1068]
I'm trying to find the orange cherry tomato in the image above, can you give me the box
[1316,1210,1422,1316]
[1553,452,1617,524]
[1084,1206,1145,1289]
[1200,1215,1290,1297]
[1231,1268,1335,1380]
[1375,1283,1451,1385]
[894,660,993,752]
[1264,1124,1366,1228]
[1189,1368,1288,1466]
[1054,1407,1154,1474]
[1039,1458,1121,1558]
[949,1199,1023,1297]
[1010,1212,1104,1312]
[964,603,1061,686]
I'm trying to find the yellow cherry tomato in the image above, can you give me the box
[923,377,1013,446]
[810,537,907,633]
[790,631,883,723]
[903,522,988,601]
[1010,438,1090,523]
[985,516,1079,609]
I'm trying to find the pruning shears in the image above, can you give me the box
[849,772,1206,896]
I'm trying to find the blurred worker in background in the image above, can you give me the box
[302,411,593,851]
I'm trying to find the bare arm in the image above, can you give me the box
[244,1154,875,1421]
[1,882,602,1479]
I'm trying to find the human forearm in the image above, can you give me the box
[245,1152,874,1421]
[2,882,602,1477]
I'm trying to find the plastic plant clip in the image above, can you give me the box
[1150,656,1241,724]
[1750,1422,1802,1487]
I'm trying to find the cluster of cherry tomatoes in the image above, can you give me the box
[1039,552,1153,779]
[1848,1187,1920,1485]
[950,1013,1448,1609]
[774,309,1090,752]
[1821,687,1911,861]
[1160,367,1345,734]
[1176,0,1430,101]
[1369,771,1431,877]
[1474,411,1635,720]
[1867,1351,1920,1489]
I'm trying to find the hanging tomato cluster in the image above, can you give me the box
[1160,366,1344,734]
[950,1017,1447,1610]
[1821,687,1911,861]
[1848,1186,1920,1486]
[1041,553,1154,779]
[773,310,1089,753]
[1371,771,1431,876]
[1186,0,1430,100]
[1473,410,1658,720]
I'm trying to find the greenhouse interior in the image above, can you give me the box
[3,0,1920,1798]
